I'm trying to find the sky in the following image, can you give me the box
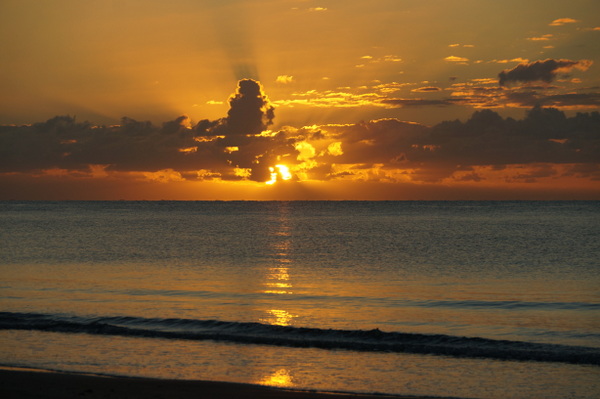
[1,0,599,200]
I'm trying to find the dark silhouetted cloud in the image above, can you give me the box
[0,79,292,183]
[1,80,599,187]
[504,91,600,108]
[224,79,274,136]
[306,107,600,182]
[498,59,593,86]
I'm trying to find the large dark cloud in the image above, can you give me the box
[498,59,593,86]
[0,79,293,182]
[226,79,274,135]
[1,79,599,185]
[312,107,600,182]
[197,79,274,138]
[421,107,600,167]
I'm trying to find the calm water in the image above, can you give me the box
[1,201,599,398]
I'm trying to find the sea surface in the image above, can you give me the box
[1,201,599,398]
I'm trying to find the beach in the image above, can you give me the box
[0,368,453,399]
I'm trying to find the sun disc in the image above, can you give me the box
[266,164,292,184]
[276,164,292,181]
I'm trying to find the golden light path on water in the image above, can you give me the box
[256,202,298,388]
[260,201,297,328]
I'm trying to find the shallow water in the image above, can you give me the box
[1,201,599,398]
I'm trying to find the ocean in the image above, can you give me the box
[1,201,599,398]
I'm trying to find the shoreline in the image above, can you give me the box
[0,367,463,399]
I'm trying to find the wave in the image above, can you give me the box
[1,311,599,366]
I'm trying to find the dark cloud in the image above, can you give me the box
[0,79,294,182]
[498,59,593,86]
[441,80,600,110]
[321,119,428,165]
[1,79,599,187]
[222,79,274,136]
[506,164,558,183]
[197,79,274,137]
[503,91,600,108]
[536,93,600,107]
[314,107,600,182]
[422,107,600,165]
[161,115,191,134]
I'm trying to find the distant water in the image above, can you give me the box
[1,201,599,398]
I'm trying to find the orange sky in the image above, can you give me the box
[0,0,599,200]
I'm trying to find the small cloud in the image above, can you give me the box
[360,55,402,65]
[276,75,294,84]
[382,55,402,62]
[470,78,498,85]
[445,56,469,63]
[494,57,529,64]
[373,82,414,93]
[593,27,600,31]
[308,7,327,12]
[144,169,184,183]
[449,43,460,47]
[206,100,224,105]
[527,34,553,41]
[549,18,578,26]
[411,86,442,93]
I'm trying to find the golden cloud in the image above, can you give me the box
[276,75,294,84]
[444,56,469,63]
[549,18,578,26]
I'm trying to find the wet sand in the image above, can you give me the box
[0,368,459,399]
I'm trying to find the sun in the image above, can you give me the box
[266,164,293,185]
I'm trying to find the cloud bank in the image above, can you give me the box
[1,79,599,193]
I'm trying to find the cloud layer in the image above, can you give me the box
[1,80,599,190]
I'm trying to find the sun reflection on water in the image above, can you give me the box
[264,265,293,295]
[261,309,296,326]
[260,203,298,326]
[258,368,295,388]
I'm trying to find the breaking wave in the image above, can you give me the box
[1,311,599,366]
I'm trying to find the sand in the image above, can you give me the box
[0,367,457,399]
